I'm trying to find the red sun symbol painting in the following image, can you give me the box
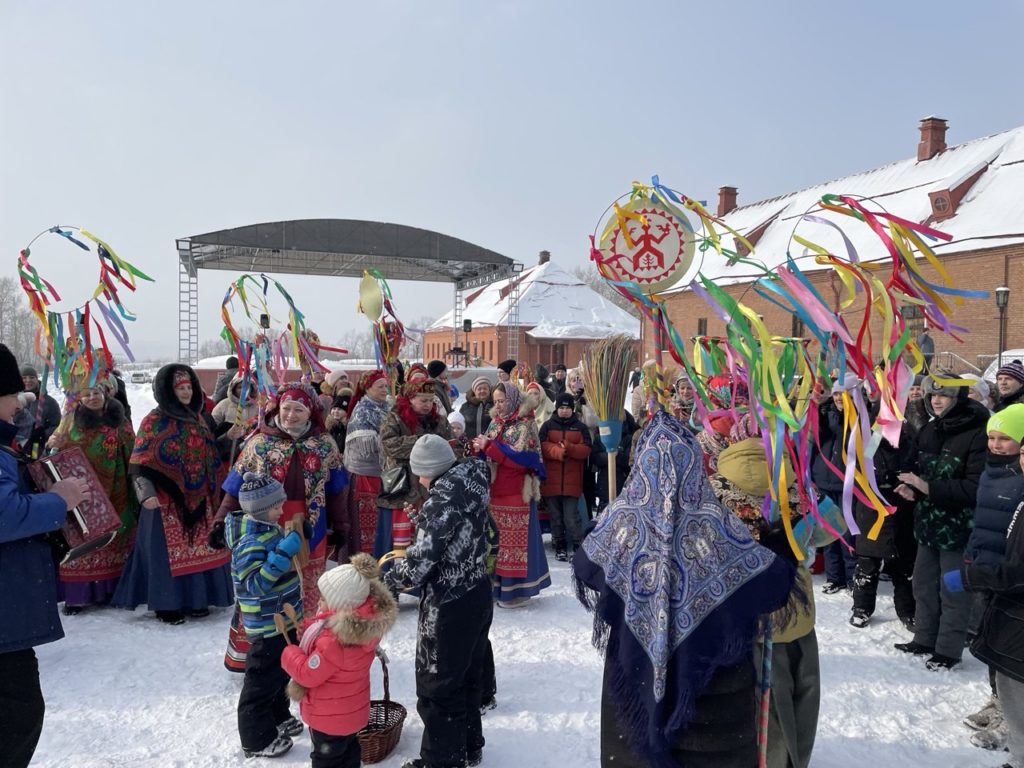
[599,199,696,293]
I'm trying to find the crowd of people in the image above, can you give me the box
[3,341,1024,768]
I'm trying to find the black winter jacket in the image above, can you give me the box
[593,411,637,506]
[460,391,492,440]
[855,423,918,560]
[964,454,1024,568]
[995,385,1024,413]
[383,458,492,605]
[964,502,1024,683]
[811,401,846,495]
[912,397,989,551]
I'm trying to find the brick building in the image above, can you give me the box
[424,253,640,370]
[645,118,1024,374]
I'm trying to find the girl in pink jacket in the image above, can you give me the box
[282,553,397,768]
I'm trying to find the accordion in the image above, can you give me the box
[28,447,121,564]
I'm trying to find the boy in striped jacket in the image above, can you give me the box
[227,471,304,759]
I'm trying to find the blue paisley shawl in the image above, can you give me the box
[574,411,794,766]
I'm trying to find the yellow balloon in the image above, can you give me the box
[358,271,384,321]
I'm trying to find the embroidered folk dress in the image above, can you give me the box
[483,396,551,602]
[114,365,233,613]
[57,398,139,607]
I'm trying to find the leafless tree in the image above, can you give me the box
[570,265,640,318]
[0,277,45,366]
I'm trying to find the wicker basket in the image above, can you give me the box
[357,656,407,764]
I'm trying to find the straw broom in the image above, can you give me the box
[580,335,637,504]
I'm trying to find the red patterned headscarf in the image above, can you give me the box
[269,382,324,430]
[347,369,387,418]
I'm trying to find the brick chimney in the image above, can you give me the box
[917,116,948,161]
[538,250,551,265]
[717,186,738,217]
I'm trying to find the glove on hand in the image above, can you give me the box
[265,551,293,575]
[207,521,226,550]
[277,530,302,558]
[943,569,965,593]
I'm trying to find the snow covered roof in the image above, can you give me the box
[666,123,1024,291]
[429,261,640,339]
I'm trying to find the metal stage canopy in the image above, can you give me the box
[176,219,522,364]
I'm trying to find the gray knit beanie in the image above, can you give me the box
[409,434,456,479]
[238,472,287,520]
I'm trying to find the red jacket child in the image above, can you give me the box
[539,401,593,499]
[281,554,397,737]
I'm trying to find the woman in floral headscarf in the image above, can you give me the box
[343,370,391,555]
[48,375,138,613]
[472,381,551,607]
[376,371,452,555]
[219,382,350,613]
[113,364,232,624]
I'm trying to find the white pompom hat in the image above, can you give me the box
[316,553,379,611]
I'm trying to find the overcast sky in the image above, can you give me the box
[2,1,1022,361]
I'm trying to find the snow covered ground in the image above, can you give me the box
[30,382,1009,768]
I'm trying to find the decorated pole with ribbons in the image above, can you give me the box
[590,178,987,561]
[580,335,637,503]
[18,225,153,407]
[220,273,347,427]
[358,269,406,394]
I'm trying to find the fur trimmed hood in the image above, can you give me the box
[326,579,397,646]
[152,363,205,421]
[489,386,544,423]
[286,578,396,702]
[74,396,126,431]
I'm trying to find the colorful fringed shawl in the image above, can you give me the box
[226,421,345,551]
[131,408,223,537]
[574,411,794,767]
[59,401,138,582]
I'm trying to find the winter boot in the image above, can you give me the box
[970,720,1009,750]
[479,695,497,715]
[244,735,293,759]
[849,609,871,628]
[467,748,483,766]
[822,581,846,595]
[894,640,934,655]
[156,610,185,625]
[899,616,915,633]
[277,716,304,738]
[925,653,961,671]
[964,696,1001,731]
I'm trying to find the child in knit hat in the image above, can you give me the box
[447,411,470,458]
[281,554,397,768]
[226,471,305,759]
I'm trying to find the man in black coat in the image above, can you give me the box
[383,435,493,768]
[550,364,567,398]
[212,356,239,404]
[894,375,988,669]
[994,360,1024,412]
[811,375,857,593]
[14,366,62,460]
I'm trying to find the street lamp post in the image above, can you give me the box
[996,286,1010,370]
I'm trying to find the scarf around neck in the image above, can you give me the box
[574,411,793,766]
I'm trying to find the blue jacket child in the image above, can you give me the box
[225,471,306,759]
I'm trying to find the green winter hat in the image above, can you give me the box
[987,404,1024,444]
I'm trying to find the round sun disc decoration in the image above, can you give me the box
[598,196,696,293]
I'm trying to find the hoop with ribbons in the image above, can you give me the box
[18,226,153,393]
